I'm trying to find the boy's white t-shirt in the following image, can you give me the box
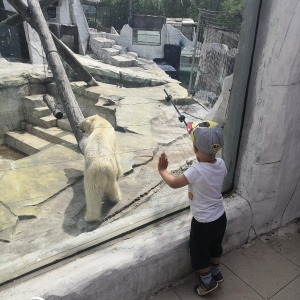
[183,158,227,223]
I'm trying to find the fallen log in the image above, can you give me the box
[43,94,63,119]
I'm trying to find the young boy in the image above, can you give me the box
[157,123,227,296]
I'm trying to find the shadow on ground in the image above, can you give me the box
[62,168,119,236]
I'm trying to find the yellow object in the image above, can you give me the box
[190,120,218,142]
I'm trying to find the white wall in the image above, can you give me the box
[56,0,72,24]
[107,24,194,60]
[3,0,45,64]
[235,0,300,235]
[70,0,90,55]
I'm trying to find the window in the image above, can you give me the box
[82,4,96,18]
[132,29,161,46]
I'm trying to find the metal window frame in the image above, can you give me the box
[132,28,161,46]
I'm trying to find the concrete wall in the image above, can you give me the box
[69,0,90,55]
[56,0,72,24]
[107,24,194,60]
[234,0,300,236]
[47,83,116,128]
[0,85,27,144]
[0,66,47,144]
[3,0,89,61]
[3,0,45,64]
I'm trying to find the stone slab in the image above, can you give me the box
[57,118,72,132]
[5,131,54,156]
[261,222,300,267]
[111,55,137,68]
[75,54,172,86]
[89,37,116,59]
[23,94,47,109]
[25,124,77,145]
[0,60,52,88]
[222,239,300,299]
[33,107,51,118]
[101,48,119,56]
[169,265,264,300]
[39,115,57,128]
[270,275,300,300]
[0,144,83,219]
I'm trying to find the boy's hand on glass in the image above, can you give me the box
[158,152,168,172]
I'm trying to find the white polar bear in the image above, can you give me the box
[79,115,122,222]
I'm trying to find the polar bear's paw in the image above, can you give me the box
[106,182,121,203]
[85,212,100,223]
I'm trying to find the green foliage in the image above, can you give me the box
[222,0,244,15]
[87,17,102,30]
[82,0,244,30]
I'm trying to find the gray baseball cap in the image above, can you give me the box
[193,124,224,154]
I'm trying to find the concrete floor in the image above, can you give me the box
[149,220,300,300]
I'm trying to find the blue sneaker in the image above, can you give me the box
[194,278,218,296]
[212,271,224,283]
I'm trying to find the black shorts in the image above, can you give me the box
[189,212,227,270]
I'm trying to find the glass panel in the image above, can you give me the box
[82,4,96,19]
[0,0,246,286]
[133,29,161,46]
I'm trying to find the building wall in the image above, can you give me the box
[107,24,193,60]
[234,0,300,235]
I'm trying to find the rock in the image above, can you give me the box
[0,203,18,242]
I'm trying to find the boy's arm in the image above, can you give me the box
[158,153,189,189]
[159,170,189,189]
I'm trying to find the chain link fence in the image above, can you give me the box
[184,9,242,108]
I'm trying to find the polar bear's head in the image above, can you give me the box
[79,115,112,135]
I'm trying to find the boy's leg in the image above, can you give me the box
[209,213,227,283]
[190,218,218,296]
[197,267,210,284]
[210,257,221,265]
[210,257,223,283]
[189,217,211,272]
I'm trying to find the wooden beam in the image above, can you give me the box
[43,94,63,119]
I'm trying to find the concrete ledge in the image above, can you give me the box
[23,95,47,109]
[111,55,137,68]
[57,118,72,132]
[89,37,116,60]
[5,131,54,155]
[0,194,251,300]
[25,123,77,145]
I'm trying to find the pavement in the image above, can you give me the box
[149,219,300,300]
